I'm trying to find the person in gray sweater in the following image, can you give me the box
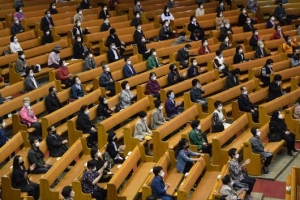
[83,51,96,71]
[151,100,167,130]
[16,51,27,77]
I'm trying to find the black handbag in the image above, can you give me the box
[268,133,281,142]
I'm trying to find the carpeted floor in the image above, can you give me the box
[253,179,286,199]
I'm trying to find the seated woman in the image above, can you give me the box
[24,67,39,92]
[70,76,85,100]
[12,155,39,200]
[83,51,96,71]
[270,25,285,40]
[188,15,201,36]
[290,50,300,67]
[145,72,161,99]
[213,49,228,75]
[16,51,27,77]
[167,64,187,86]
[198,39,210,55]
[49,2,58,14]
[212,100,230,133]
[10,34,23,53]
[161,6,174,22]
[220,36,232,50]
[165,90,182,119]
[97,95,115,123]
[282,35,299,57]
[189,120,211,154]
[228,148,256,199]
[250,127,273,174]
[81,160,107,200]
[225,68,240,89]
[260,59,273,87]
[137,37,151,60]
[99,4,110,19]
[134,111,153,156]
[249,28,261,50]
[119,81,135,109]
[73,34,86,59]
[215,12,225,30]
[61,186,75,200]
[176,138,201,173]
[159,20,174,41]
[90,147,111,182]
[106,132,125,164]
[233,45,247,64]
[266,15,276,29]
[151,100,167,130]
[57,59,72,88]
[269,110,298,156]
[151,166,173,200]
[195,3,204,17]
[219,20,233,42]
[100,17,110,32]
[255,40,271,59]
[220,175,245,199]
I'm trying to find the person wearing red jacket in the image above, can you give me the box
[270,25,285,40]
[145,72,161,100]
[56,59,72,88]
[198,39,211,55]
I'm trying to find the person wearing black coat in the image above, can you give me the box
[225,68,240,89]
[99,65,115,96]
[167,64,186,86]
[238,8,249,27]
[100,17,110,32]
[90,147,111,182]
[107,43,122,63]
[176,44,191,68]
[99,4,109,19]
[49,2,58,14]
[233,45,246,64]
[137,37,150,60]
[73,35,85,59]
[45,86,62,113]
[268,74,284,102]
[238,86,258,123]
[11,18,24,35]
[219,22,233,42]
[243,17,255,32]
[106,28,126,56]
[41,28,54,45]
[46,126,68,157]
[255,41,270,58]
[159,20,174,41]
[269,110,297,156]
[131,12,142,27]
[216,1,225,13]
[260,59,273,87]
[40,10,54,32]
[133,25,145,44]
[187,15,201,35]
[12,155,39,200]
[97,96,114,122]
[106,132,125,164]
[80,0,91,9]
[76,105,97,147]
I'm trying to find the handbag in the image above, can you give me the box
[114,102,123,112]
[268,133,281,142]
[104,152,114,169]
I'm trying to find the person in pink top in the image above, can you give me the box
[20,97,42,139]
[14,6,26,22]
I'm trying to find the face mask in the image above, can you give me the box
[278,114,283,119]
[271,17,275,21]
[242,10,246,14]
[220,3,223,6]
[77,39,81,42]
[243,91,248,95]
[19,161,24,165]
[14,38,18,43]
[21,54,25,59]
[230,181,234,186]
[89,54,93,58]
[35,142,40,147]
[29,73,34,77]
[104,20,109,24]
[193,62,197,66]
[260,44,264,48]
[79,11,82,15]
[160,171,165,177]
[136,14,140,18]
[192,18,196,22]
[76,80,81,85]
[247,20,251,24]
[173,67,177,71]
[111,45,116,49]
[203,42,208,46]
[153,52,157,56]
[277,28,281,32]
[142,38,146,42]
[97,152,101,157]
[257,131,261,136]
[220,14,223,17]
[85,110,89,115]
[200,5,203,9]
[52,5,56,9]
[137,26,141,30]
[239,49,243,53]
[197,125,201,130]
[235,154,239,159]
[159,105,163,110]
[166,9,169,12]
[152,76,157,81]
[46,31,50,35]
[288,39,291,43]
[225,24,230,28]
[15,20,19,24]
[113,136,117,141]
[126,85,130,90]
[143,117,147,121]
[165,23,169,27]
[218,106,223,111]
[92,167,97,171]
[127,60,131,65]
[77,22,81,26]
[103,100,108,104]
[268,64,272,68]
[225,38,229,42]
[103,7,107,11]
[2,122,6,128]
[105,67,110,72]
[255,32,258,35]
[24,102,30,108]
[47,14,51,17]
[170,93,175,99]
[19,10,23,13]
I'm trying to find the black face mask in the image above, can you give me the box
[279,3,282,7]
[52,131,57,135]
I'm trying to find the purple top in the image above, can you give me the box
[14,12,26,21]
[81,170,99,194]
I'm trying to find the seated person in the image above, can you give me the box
[198,39,211,55]
[133,0,144,13]
[150,100,167,130]
[167,64,187,86]
[145,72,160,99]
[14,0,24,10]
[190,28,204,41]
[150,166,173,200]
[40,10,54,31]
[147,49,161,70]
[48,45,61,69]
[187,58,200,78]
[131,11,142,27]
[176,138,201,173]
[290,50,300,67]
[57,59,72,88]
[133,24,145,44]
[106,28,126,56]
[99,4,110,19]
[16,51,27,77]
[282,35,299,57]
[61,186,75,200]
[233,45,247,64]
[216,1,225,13]
[28,137,52,174]
[293,99,300,120]
[159,20,174,41]
[46,126,68,157]
[73,34,86,59]
[123,57,136,78]
[161,6,174,22]
[73,7,84,23]
[266,15,276,29]
[212,100,230,133]
[76,105,97,147]
[255,40,270,58]
[249,28,261,50]
[213,49,228,75]
[83,51,96,71]
[274,2,291,26]
[238,86,259,123]
[25,67,39,92]
[171,31,192,46]
[176,44,191,68]
[215,12,225,30]
[190,79,207,106]
[137,37,151,60]
[238,7,250,26]
[119,81,135,109]
[10,35,23,53]
[0,117,8,148]
[219,20,233,42]
[100,17,110,32]
[107,42,122,63]
[269,110,297,156]
[220,175,244,199]
[225,68,240,89]
[12,156,39,200]
[81,161,107,200]
[134,111,153,156]
[189,120,211,154]
[20,97,42,138]
[41,28,54,45]
[260,59,273,87]
[268,74,284,102]
[45,86,62,113]
[106,132,125,164]
[97,95,115,122]
[243,17,255,32]
[247,0,257,14]
[220,36,232,50]
[49,2,58,14]
[90,147,111,182]
[11,17,24,35]
[195,3,205,16]
[270,25,285,40]
[72,20,89,40]
[165,90,182,119]
[250,127,273,174]
[80,0,92,9]
[70,76,85,99]
[14,6,26,22]
[100,64,115,95]
[188,15,201,35]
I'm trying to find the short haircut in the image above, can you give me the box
[154,100,162,108]
[191,58,196,63]
[80,105,88,113]
[251,127,258,136]
[47,126,53,133]
[152,166,163,176]
[10,35,16,42]
[61,186,72,198]
[107,131,116,142]
[228,148,237,158]
[185,44,191,49]
[90,147,98,159]
[121,81,129,89]
[266,59,273,65]
[166,90,173,98]
[29,137,38,145]
[274,74,282,81]
[48,86,55,94]
[138,111,147,118]
[87,160,96,169]
[216,49,222,56]
[221,174,231,185]
[214,100,222,108]
[191,120,200,129]
[192,79,199,87]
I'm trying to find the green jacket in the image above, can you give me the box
[189,129,205,150]
[147,55,160,70]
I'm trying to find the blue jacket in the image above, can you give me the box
[123,64,136,78]
[187,65,199,78]
[70,84,84,99]
[165,98,178,118]
[0,128,8,147]
[176,149,197,173]
[151,176,173,200]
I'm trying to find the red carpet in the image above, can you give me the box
[253,179,286,199]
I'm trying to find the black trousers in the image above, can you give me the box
[240,175,256,194]
[91,186,107,200]
[183,161,194,173]
[30,122,42,138]
[282,133,296,154]
[263,154,273,167]
[19,182,40,200]
[251,110,259,123]
[201,143,212,155]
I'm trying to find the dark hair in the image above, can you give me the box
[214,100,222,108]
[251,127,258,136]
[149,72,156,78]
[162,19,169,26]
[25,67,33,77]
[192,79,199,87]
[134,0,139,5]
[98,95,106,104]
[153,166,163,176]
[76,7,82,13]
[72,76,79,85]
[121,81,129,89]
[190,15,196,22]
[101,3,107,9]
[80,105,88,113]
[169,64,176,71]
[59,59,65,66]
[154,100,162,108]
[87,160,96,170]
[274,74,282,81]
[221,174,231,185]
[18,51,24,56]
[166,90,173,98]
[109,28,116,35]
[0,117,3,124]
[191,120,200,129]
[45,10,50,15]
[271,110,280,121]
[15,6,22,12]
[231,68,241,76]
[138,111,147,118]
[240,86,246,92]
[295,98,300,105]
[29,137,38,146]
[47,126,53,133]
[13,155,22,170]
[191,58,196,63]
[10,35,16,42]
[253,28,258,33]
[61,186,72,198]
[201,38,207,44]
[107,131,116,142]
[185,44,191,49]
[216,49,222,56]
[150,48,156,55]
[90,147,98,159]
[163,6,170,15]
[228,148,237,158]
[176,138,188,156]
[266,59,273,65]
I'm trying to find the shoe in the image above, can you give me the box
[287,152,294,156]
[262,168,268,174]
[292,149,299,152]
[146,150,154,156]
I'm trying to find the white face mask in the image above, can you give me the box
[159,105,163,110]
[243,91,248,95]
[35,142,40,147]
[103,100,108,104]
[46,31,50,35]
[160,171,165,177]
[85,110,89,115]
[239,49,243,53]
[193,62,197,66]
[271,17,275,21]
[257,131,261,136]
[192,18,196,22]
[127,60,131,65]
[2,122,6,128]
[89,54,93,58]
[14,38,18,43]
[225,38,229,42]
[225,24,230,28]
[47,14,51,17]
[21,54,25,59]
[52,5,56,9]
[197,125,201,130]
[77,22,81,26]
[76,80,81,85]
[153,52,157,56]
[203,42,208,46]
[97,152,101,157]
[235,154,239,159]
[104,20,109,24]
[230,181,234,186]
[242,9,246,14]
[77,39,81,42]
[220,14,223,18]
[218,106,223,111]
[79,11,83,15]
[260,44,264,48]
[103,7,107,11]
[15,20,19,24]
[105,67,110,72]
[111,45,116,49]
[247,20,251,24]
[92,167,97,171]
[200,5,203,9]
[152,76,157,81]
[126,85,130,90]
[24,102,30,108]
[29,73,34,77]
[278,114,283,119]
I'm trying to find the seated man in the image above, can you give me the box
[45,86,62,113]
[70,76,85,100]
[28,137,52,174]
[46,126,68,157]
[122,57,136,78]
[190,79,207,106]
[187,58,200,78]
[237,86,259,123]
[225,68,240,89]
[107,43,122,63]
[106,28,126,56]
[268,74,284,102]
[11,17,24,35]
[176,44,191,68]
[99,64,115,96]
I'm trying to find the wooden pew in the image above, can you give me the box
[39,138,91,200]
[243,123,285,176]
[270,64,300,91]
[285,166,300,200]
[106,146,155,200]
[285,106,300,140]
[291,76,300,92]
[177,154,220,200]
[212,114,253,168]
[1,175,34,200]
